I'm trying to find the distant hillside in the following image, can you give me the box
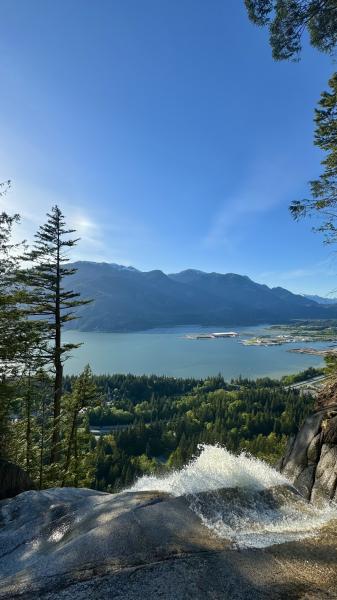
[304,294,337,305]
[64,262,337,332]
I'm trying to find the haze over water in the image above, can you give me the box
[63,325,325,379]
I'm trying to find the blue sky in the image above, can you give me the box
[0,0,336,295]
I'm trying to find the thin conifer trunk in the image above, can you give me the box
[39,395,45,490]
[61,411,77,486]
[25,371,31,473]
[51,227,62,463]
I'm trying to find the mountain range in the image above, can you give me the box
[303,294,337,305]
[63,262,337,332]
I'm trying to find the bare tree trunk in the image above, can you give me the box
[25,371,31,474]
[50,234,62,464]
[74,427,78,488]
[61,411,77,487]
[39,395,45,490]
[50,355,62,463]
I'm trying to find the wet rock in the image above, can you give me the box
[307,433,322,463]
[1,487,337,599]
[280,404,337,503]
[293,465,316,500]
[281,412,323,482]
[311,445,337,502]
[0,488,224,598]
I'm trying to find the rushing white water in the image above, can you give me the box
[131,444,288,496]
[130,444,337,548]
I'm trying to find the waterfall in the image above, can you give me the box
[130,444,337,548]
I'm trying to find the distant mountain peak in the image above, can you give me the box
[169,268,206,277]
[73,261,139,272]
[108,263,139,272]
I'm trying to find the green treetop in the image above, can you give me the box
[290,73,337,241]
[0,184,45,458]
[245,0,337,60]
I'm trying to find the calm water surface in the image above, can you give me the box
[63,325,328,379]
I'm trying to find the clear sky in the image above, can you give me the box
[0,0,336,295]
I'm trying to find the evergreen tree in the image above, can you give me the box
[0,196,43,459]
[62,365,98,486]
[245,0,337,61]
[0,210,25,379]
[290,73,337,240]
[23,206,91,463]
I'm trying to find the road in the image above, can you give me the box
[284,375,327,395]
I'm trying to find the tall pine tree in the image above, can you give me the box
[23,206,91,463]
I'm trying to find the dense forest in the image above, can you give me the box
[88,370,317,491]
[9,368,317,492]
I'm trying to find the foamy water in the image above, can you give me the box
[131,444,288,495]
[130,444,337,548]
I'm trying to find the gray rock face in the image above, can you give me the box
[311,445,337,503]
[1,487,337,599]
[307,433,321,463]
[280,405,337,502]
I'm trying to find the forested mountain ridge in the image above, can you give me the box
[64,261,337,331]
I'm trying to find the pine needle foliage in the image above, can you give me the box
[290,73,337,241]
[245,0,337,61]
[0,195,45,458]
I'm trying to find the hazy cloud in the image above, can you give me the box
[256,258,337,295]
[203,156,306,248]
